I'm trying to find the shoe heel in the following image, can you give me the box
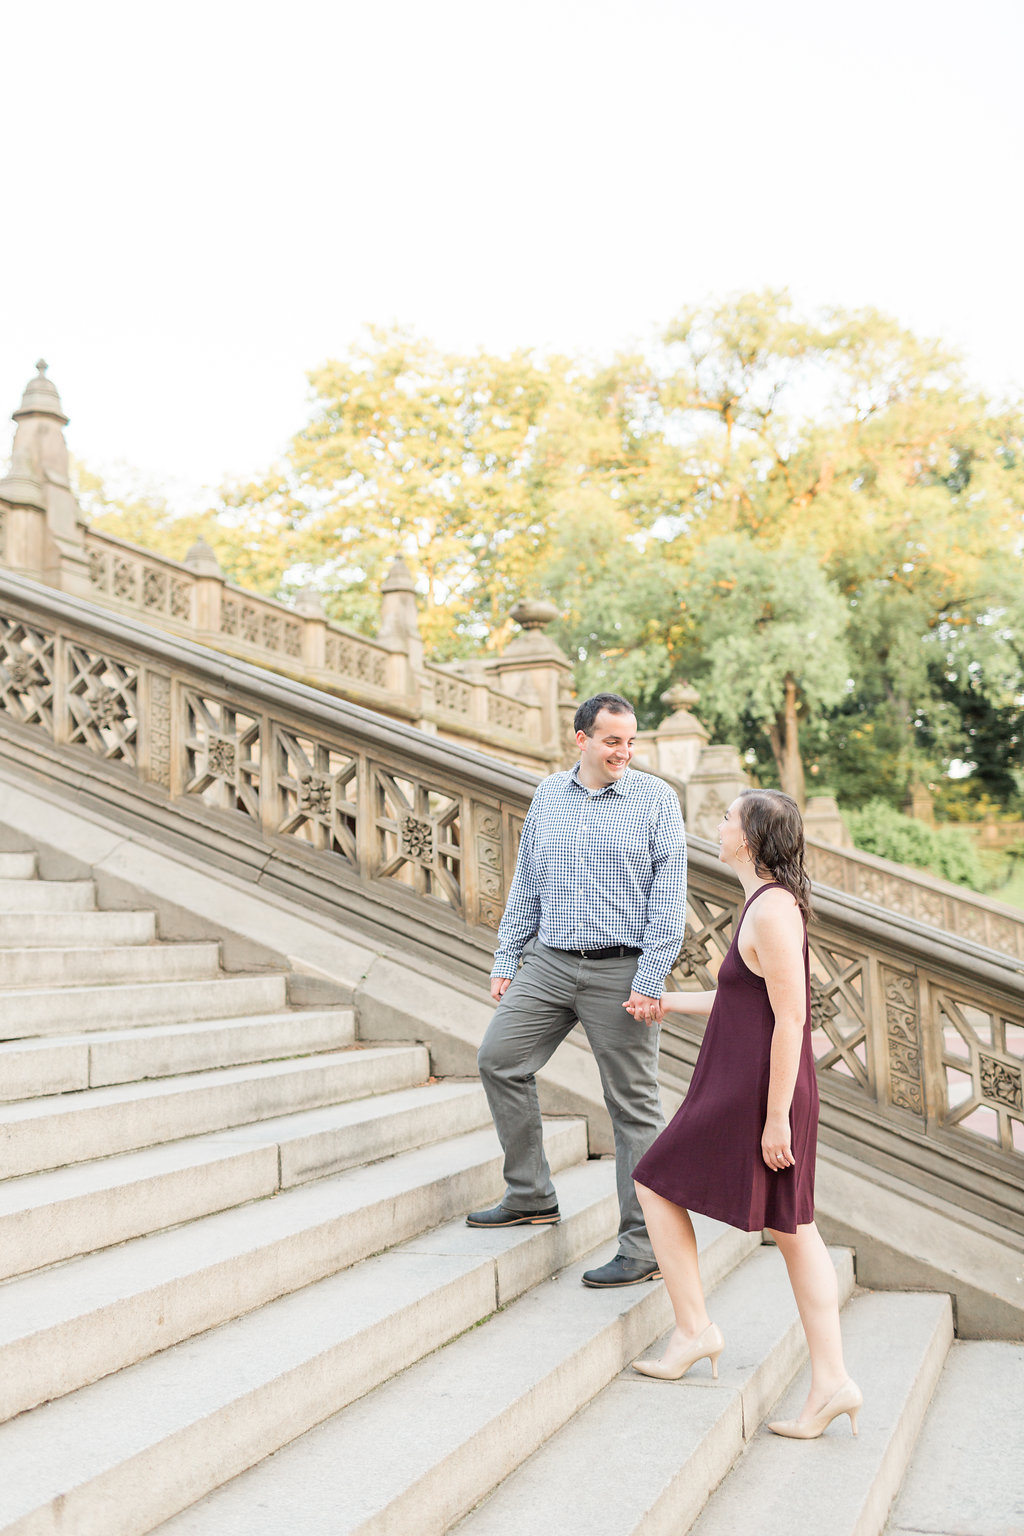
[709,1348,722,1380]
[848,1406,859,1436]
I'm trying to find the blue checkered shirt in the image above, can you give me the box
[491,763,687,997]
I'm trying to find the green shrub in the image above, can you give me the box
[846,799,992,893]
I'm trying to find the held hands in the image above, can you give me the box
[623,991,664,1027]
[761,1113,794,1172]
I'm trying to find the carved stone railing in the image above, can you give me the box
[0,569,1021,1236]
[80,527,548,769]
[804,838,1024,962]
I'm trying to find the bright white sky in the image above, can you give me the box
[2,0,1022,512]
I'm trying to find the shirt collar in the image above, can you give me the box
[569,761,632,797]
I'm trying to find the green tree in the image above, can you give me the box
[675,536,850,805]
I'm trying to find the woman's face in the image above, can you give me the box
[717,797,748,869]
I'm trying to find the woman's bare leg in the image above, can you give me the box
[635,1181,711,1343]
[768,1220,850,1417]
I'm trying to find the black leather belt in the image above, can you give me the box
[549,945,642,961]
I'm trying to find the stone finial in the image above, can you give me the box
[510,599,559,631]
[661,680,700,713]
[295,584,326,618]
[12,360,69,426]
[183,538,222,577]
[381,554,416,594]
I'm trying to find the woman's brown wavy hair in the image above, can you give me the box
[738,788,813,923]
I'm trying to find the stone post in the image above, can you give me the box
[377,555,426,704]
[491,600,575,766]
[803,794,853,848]
[0,362,91,596]
[686,743,751,840]
[295,585,327,672]
[183,539,224,634]
[650,681,709,782]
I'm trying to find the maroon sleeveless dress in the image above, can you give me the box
[633,882,818,1234]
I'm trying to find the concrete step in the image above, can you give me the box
[885,1339,1024,1536]
[150,1217,760,1536]
[0,1079,494,1280]
[0,852,37,879]
[0,1007,356,1102]
[687,1289,953,1536]
[0,876,94,910]
[452,1242,856,1536]
[0,1044,431,1178]
[0,970,288,1038]
[0,1116,587,1424]
[0,908,156,947]
[0,939,221,990]
[0,1138,602,1536]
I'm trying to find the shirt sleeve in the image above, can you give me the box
[632,788,688,997]
[490,793,542,980]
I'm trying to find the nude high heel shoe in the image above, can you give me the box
[768,1378,862,1438]
[633,1322,725,1381]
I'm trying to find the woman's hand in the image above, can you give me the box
[761,1113,794,1172]
[622,992,664,1026]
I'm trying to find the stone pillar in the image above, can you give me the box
[295,585,327,672]
[491,600,575,764]
[184,539,224,633]
[804,794,853,847]
[686,743,750,840]
[377,555,426,703]
[0,362,91,596]
[651,681,709,782]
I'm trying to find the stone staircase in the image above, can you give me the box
[0,851,1021,1536]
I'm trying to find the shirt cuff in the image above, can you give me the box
[631,965,667,999]
[490,954,518,981]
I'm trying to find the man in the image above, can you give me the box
[466,692,688,1287]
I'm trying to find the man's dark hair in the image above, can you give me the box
[574,693,636,737]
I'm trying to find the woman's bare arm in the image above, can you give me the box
[746,892,807,1170]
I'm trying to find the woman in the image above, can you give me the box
[628,788,861,1439]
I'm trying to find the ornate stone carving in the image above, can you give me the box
[691,788,727,842]
[488,692,527,734]
[4,648,38,692]
[298,773,333,818]
[113,557,137,603]
[170,579,192,620]
[676,922,712,977]
[284,622,303,659]
[401,813,435,864]
[475,806,504,928]
[221,598,239,636]
[242,605,260,645]
[809,979,840,1031]
[881,965,924,1115]
[435,676,472,715]
[143,568,167,611]
[147,672,172,789]
[88,684,127,728]
[88,549,108,590]
[979,1054,1023,1112]
[262,614,282,652]
[206,736,237,780]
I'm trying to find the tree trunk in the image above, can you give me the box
[767,675,806,808]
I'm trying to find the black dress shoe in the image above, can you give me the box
[465,1202,561,1228]
[581,1254,661,1287]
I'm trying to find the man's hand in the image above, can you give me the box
[623,990,663,1027]
[491,977,511,1001]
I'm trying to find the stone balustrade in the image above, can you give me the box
[3,361,1023,966]
[0,568,1021,1238]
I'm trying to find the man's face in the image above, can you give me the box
[576,709,638,785]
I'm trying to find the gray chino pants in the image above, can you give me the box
[477,940,665,1262]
